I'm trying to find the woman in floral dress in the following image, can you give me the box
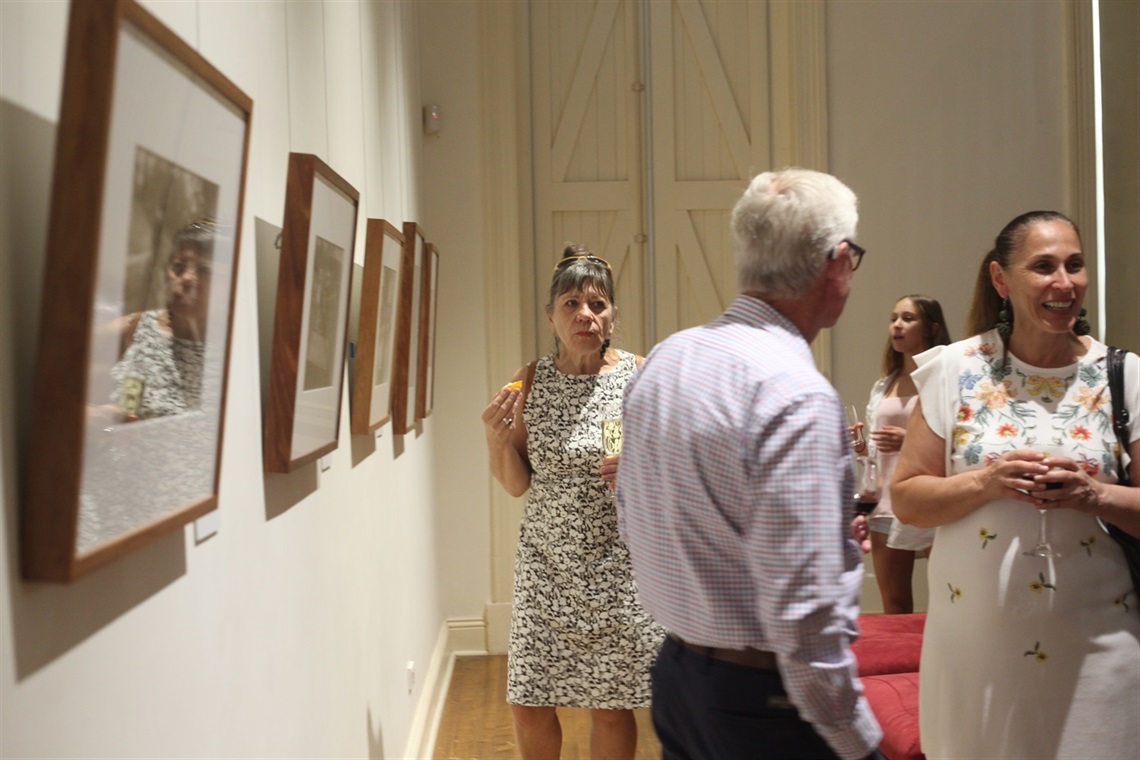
[481,246,663,760]
[893,211,1139,758]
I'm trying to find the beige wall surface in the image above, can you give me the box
[0,1,492,757]
[1101,0,1140,351]
[827,0,1075,410]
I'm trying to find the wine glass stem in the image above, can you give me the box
[1038,510,1049,546]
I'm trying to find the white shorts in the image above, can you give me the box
[887,517,935,551]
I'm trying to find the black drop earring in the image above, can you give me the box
[995,298,1013,340]
[1073,307,1091,336]
[599,337,611,359]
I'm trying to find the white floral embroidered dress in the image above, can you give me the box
[913,330,1140,759]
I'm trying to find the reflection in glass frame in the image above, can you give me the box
[416,243,440,419]
[21,0,252,582]
[350,219,403,434]
[263,153,359,473]
[391,222,425,435]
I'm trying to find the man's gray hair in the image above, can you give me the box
[731,168,858,299]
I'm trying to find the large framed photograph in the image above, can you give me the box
[21,0,252,582]
[415,242,440,420]
[263,153,359,472]
[350,219,403,435]
[390,222,425,435]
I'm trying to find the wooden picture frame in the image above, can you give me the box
[350,219,403,434]
[415,243,440,419]
[21,0,252,581]
[390,223,424,435]
[263,153,359,472]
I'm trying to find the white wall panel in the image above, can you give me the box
[323,0,367,196]
[0,1,68,122]
[285,0,329,157]
[0,1,450,758]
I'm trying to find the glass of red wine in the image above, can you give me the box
[853,455,882,516]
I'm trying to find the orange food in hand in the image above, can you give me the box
[504,380,522,392]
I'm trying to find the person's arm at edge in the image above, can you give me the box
[482,366,531,497]
[1105,437,1140,536]
[1058,436,1140,537]
[891,401,1046,528]
[1088,350,1140,536]
[751,395,880,760]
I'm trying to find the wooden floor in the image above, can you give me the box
[431,655,661,759]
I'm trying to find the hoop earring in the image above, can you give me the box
[1073,307,1091,336]
[599,337,611,359]
[995,298,1013,340]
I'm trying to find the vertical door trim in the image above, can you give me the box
[479,1,534,618]
[768,0,831,376]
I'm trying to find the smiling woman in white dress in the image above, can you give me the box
[893,210,1140,759]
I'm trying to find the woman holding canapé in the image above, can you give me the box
[481,245,663,759]
[853,295,950,614]
[893,211,1140,758]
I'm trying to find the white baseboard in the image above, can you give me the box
[484,601,511,654]
[403,616,488,759]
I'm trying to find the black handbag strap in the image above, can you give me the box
[1107,346,1132,487]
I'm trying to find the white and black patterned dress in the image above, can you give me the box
[109,310,205,418]
[508,351,664,709]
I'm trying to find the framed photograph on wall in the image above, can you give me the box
[415,243,440,419]
[390,222,424,435]
[21,0,253,582]
[350,219,403,435]
[263,153,359,473]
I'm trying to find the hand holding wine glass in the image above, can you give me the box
[853,454,882,517]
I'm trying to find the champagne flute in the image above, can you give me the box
[601,402,623,456]
[853,455,882,516]
[845,405,866,450]
[1023,444,1065,558]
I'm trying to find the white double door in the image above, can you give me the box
[528,0,827,355]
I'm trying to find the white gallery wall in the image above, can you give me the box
[0,1,492,757]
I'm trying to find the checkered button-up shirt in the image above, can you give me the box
[616,295,881,760]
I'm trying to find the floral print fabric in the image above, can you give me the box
[507,351,663,708]
[912,330,1139,759]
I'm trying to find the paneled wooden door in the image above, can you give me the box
[488,0,828,652]
[530,0,648,355]
[648,0,772,340]
[529,0,780,354]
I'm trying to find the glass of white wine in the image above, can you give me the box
[601,402,623,456]
[845,405,865,450]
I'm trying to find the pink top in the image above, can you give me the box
[869,394,916,520]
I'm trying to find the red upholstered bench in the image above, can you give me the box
[851,613,926,760]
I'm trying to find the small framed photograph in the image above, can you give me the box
[390,223,425,435]
[415,243,440,419]
[263,153,359,472]
[350,219,404,435]
[21,0,253,581]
